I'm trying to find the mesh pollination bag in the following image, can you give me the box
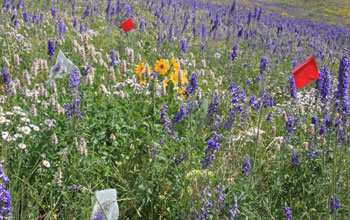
[90,189,119,220]
[46,50,77,86]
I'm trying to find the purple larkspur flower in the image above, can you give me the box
[68,67,80,94]
[283,204,293,220]
[174,103,186,123]
[13,19,18,29]
[23,10,29,23]
[2,68,12,94]
[201,133,222,169]
[185,72,198,96]
[321,68,332,103]
[81,2,90,20]
[241,155,251,177]
[228,196,240,219]
[160,105,176,139]
[0,165,13,218]
[80,22,84,34]
[48,38,55,58]
[334,55,349,116]
[249,95,261,111]
[330,194,340,215]
[207,93,220,126]
[53,64,61,72]
[82,65,92,76]
[73,18,78,29]
[174,149,186,164]
[311,116,318,128]
[40,9,44,22]
[230,44,238,62]
[51,5,56,18]
[266,112,273,121]
[139,17,146,33]
[289,74,298,99]
[291,153,299,168]
[56,15,66,39]
[181,39,187,53]
[286,114,296,134]
[257,56,268,81]
[109,49,118,66]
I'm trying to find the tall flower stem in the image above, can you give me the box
[213,125,235,219]
[251,103,263,186]
[327,126,338,219]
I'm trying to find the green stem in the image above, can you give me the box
[213,127,235,219]
[95,193,109,220]
[251,104,263,187]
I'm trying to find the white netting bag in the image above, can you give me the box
[90,189,119,220]
[46,50,77,86]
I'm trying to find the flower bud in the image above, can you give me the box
[310,124,315,134]
[52,132,58,145]
[272,126,276,135]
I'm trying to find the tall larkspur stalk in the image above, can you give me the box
[201,132,222,169]
[48,38,55,58]
[334,55,349,118]
[64,67,82,119]
[251,58,270,184]
[0,165,12,219]
[109,49,118,66]
[2,68,12,95]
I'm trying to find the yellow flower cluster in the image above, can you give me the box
[134,57,188,97]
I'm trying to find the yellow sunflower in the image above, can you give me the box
[140,79,146,87]
[164,78,169,87]
[171,57,177,64]
[170,71,178,85]
[178,86,185,98]
[134,62,146,79]
[154,59,170,76]
[182,71,188,84]
[171,57,180,71]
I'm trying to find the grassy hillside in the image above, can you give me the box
[217,0,350,26]
[0,0,349,219]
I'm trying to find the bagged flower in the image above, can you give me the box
[90,189,119,220]
[46,50,77,86]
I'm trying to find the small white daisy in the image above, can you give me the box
[20,112,27,116]
[13,106,21,110]
[0,117,6,124]
[43,160,50,168]
[21,117,30,123]
[18,143,26,149]
[5,135,12,142]
[0,112,5,116]
[13,133,22,138]
[32,126,40,131]
[5,112,14,116]
[2,132,9,139]
[21,126,31,135]
[44,119,55,127]
[30,124,40,131]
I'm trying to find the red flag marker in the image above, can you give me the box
[120,18,135,33]
[291,56,320,90]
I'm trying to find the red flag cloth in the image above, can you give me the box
[291,56,320,90]
[120,18,135,33]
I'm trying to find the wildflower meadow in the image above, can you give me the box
[0,0,350,219]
